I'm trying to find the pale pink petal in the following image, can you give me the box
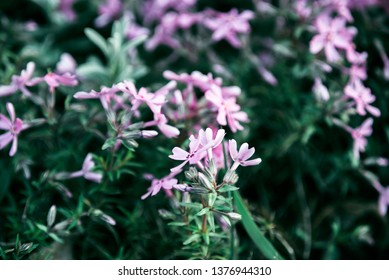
[310,35,325,54]
[0,132,13,149]
[159,123,180,138]
[228,139,238,160]
[169,147,189,160]
[84,172,103,183]
[9,137,18,156]
[241,158,262,166]
[6,103,15,122]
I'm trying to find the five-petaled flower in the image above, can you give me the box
[141,172,178,200]
[344,80,381,117]
[345,118,373,160]
[0,62,36,97]
[0,103,29,156]
[229,139,262,171]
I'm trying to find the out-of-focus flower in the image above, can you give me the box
[0,62,36,97]
[56,53,77,74]
[123,12,149,40]
[141,172,178,199]
[58,0,77,22]
[228,139,262,171]
[117,81,166,113]
[0,103,29,156]
[143,0,196,24]
[41,72,78,93]
[68,153,103,183]
[310,14,356,62]
[95,0,123,27]
[344,118,373,160]
[144,113,180,138]
[74,85,120,110]
[344,80,380,117]
[205,85,248,133]
[203,9,255,48]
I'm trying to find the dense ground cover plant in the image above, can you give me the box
[0,0,389,259]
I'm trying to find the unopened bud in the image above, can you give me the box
[47,205,57,227]
[223,169,239,185]
[226,212,242,221]
[198,172,214,190]
[185,167,198,181]
[141,130,158,138]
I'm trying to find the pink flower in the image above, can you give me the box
[144,113,180,138]
[141,172,178,200]
[74,85,120,110]
[344,80,380,117]
[205,85,248,133]
[169,134,213,172]
[95,0,123,27]
[69,154,103,183]
[345,118,373,160]
[30,72,78,93]
[198,128,225,160]
[310,14,356,62]
[117,81,166,113]
[228,139,262,171]
[0,103,29,156]
[0,62,36,97]
[203,9,255,48]
[123,12,150,40]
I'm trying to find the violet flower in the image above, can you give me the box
[203,9,255,48]
[0,103,29,156]
[228,139,262,171]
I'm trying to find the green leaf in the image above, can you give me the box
[234,192,284,260]
[219,185,239,192]
[196,208,210,216]
[183,234,200,245]
[207,212,215,232]
[102,138,116,150]
[168,222,187,227]
[178,202,203,209]
[85,28,109,55]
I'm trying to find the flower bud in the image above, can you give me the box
[198,172,214,190]
[226,212,242,221]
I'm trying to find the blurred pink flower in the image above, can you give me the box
[344,118,373,160]
[205,85,248,133]
[0,103,29,156]
[344,80,380,117]
[141,172,178,199]
[74,85,120,110]
[69,153,103,183]
[310,14,356,62]
[58,0,76,22]
[30,72,78,93]
[0,62,36,97]
[229,139,261,171]
[95,0,123,27]
[203,9,255,48]
[144,113,180,138]
[117,81,166,113]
